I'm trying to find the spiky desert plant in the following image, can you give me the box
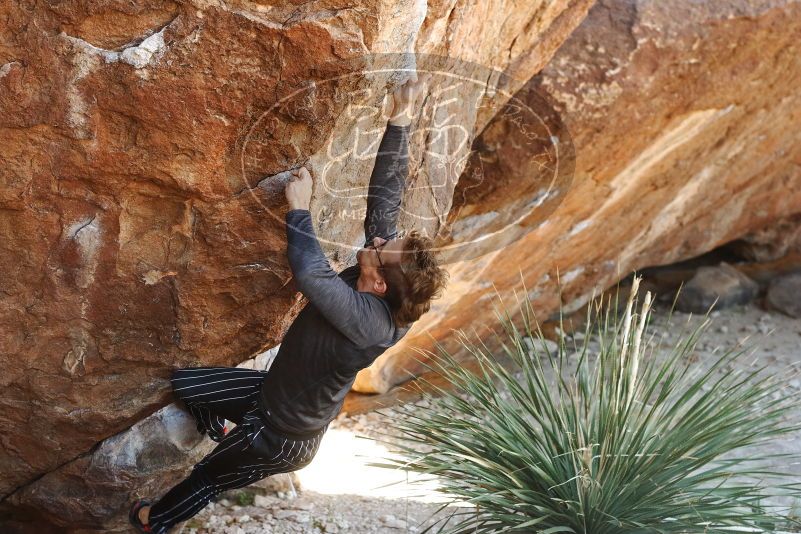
[373,277,801,533]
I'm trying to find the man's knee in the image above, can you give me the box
[170,369,184,392]
[171,367,201,387]
[171,368,200,401]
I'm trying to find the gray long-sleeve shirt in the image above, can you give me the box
[257,124,412,438]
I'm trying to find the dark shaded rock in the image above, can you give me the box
[726,213,801,262]
[676,263,759,313]
[765,272,801,318]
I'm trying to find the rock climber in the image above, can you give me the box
[129,71,449,533]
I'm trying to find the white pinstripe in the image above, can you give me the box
[173,376,265,391]
[246,426,263,448]
[236,459,288,472]
[203,393,257,403]
[237,462,277,470]
[216,470,250,481]
[172,369,261,379]
[205,409,218,434]
[179,385,258,400]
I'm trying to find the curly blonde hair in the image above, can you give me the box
[381,229,449,328]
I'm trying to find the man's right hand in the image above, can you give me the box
[285,166,313,211]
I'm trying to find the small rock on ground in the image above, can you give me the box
[765,271,801,318]
[675,262,758,313]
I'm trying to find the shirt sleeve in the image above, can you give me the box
[285,208,394,348]
[364,123,410,247]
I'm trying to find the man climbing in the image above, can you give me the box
[129,71,449,533]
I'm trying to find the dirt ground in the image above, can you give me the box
[175,298,801,534]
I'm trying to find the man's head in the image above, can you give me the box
[356,230,449,328]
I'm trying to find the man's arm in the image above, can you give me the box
[363,73,424,246]
[363,123,410,247]
[286,208,394,348]
[282,167,393,347]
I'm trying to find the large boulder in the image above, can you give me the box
[353,0,801,393]
[0,0,595,529]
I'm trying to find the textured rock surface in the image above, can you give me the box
[0,0,594,529]
[353,0,801,393]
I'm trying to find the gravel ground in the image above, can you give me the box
[177,492,453,533]
[176,299,801,534]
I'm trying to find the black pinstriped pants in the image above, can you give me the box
[146,367,326,533]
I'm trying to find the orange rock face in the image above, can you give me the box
[0,0,593,529]
[354,0,801,393]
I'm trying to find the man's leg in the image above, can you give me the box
[171,366,268,441]
[145,425,262,533]
[133,366,269,529]
[144,415,326,533]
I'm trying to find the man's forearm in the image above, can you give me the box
[285,209,321,279]
[284,208,393,348]
[364,124,409,245]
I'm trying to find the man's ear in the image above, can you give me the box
[373,276,387,296]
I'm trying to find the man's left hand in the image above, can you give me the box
[389,72,427,126]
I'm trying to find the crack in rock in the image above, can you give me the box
[62,20,172,69]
